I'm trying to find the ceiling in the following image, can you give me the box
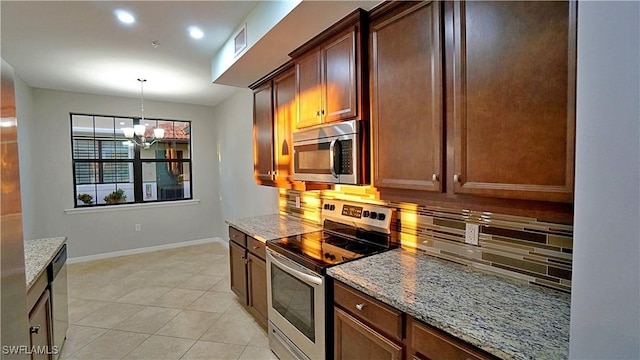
[0,1,381,108]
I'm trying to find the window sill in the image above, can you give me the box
[64,199,201,215]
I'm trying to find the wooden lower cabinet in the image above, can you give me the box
[229,240,248,303]
[29,289,53,360]
[333,281,496,360]
[408,318,495,360]
[228,227,268,328]
[247,252,268,327]
[334,307,403,360]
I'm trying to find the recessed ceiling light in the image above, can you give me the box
[189,27,204,39]
[115,10,135,24]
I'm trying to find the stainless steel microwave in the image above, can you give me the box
[292,120,367,185]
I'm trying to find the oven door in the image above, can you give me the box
[266,249,325,360]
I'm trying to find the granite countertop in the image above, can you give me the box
[327,248,571,360]
[24,237,67,290]
[226,214,322,242]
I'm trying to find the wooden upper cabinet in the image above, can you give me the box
[296,51,323,128]
[253,81,274,183]
[371,1,443,192]
[292,9,367,129]
[273,67,297,183]
[448,1,576,202]
[323,29,357,122]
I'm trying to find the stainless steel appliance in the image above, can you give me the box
[0,58,30,356]
[267,200,396,360]
[49,244,68,359]
[292,120,368,185]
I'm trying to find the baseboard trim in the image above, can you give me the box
[68,237,227,264]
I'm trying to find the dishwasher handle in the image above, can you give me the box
[50,244,67,279]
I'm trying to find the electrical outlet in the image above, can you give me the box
[135,224,141,232]
[295,196,301,209]
[465,223,479,245]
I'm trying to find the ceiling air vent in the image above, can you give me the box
[234,25,247,56]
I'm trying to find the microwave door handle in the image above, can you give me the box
[329,138,338,178]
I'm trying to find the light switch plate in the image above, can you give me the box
[295,196,301,209]
[465,223,479,245]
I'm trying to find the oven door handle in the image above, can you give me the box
[267,250,323,286]
[329,138,338,178]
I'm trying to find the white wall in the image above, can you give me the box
[214,88,278,235]
[570,1,640,358]
[14,74,36,241]
[25,88,222,258]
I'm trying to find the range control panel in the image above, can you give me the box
[321,200,394,234]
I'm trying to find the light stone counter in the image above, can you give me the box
[327,248,571,360]
[24,237,67,290]
[225,214,322,242]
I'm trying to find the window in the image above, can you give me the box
[71,114,192,207]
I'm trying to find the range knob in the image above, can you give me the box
[370,212,378,220]
[323,204,329,210]
[324,253,336,261]
[363,210,370,218]
[330,204,336,211]
[377,213,386,221]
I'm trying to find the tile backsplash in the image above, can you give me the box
[279,186,573,293]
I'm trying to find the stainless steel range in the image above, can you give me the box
[266,200,396,360]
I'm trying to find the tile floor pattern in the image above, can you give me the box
[60,242,277,360]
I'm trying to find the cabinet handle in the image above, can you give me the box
[355,303,365,311]
[252,246,260,250]
[454,174,461,183]
[30,325,40,334]
[432,174,439,182]
[244,258,250,264]
[267,170,272,175]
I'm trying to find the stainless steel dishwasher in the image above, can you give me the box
[48,244,68,358]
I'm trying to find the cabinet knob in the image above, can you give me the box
[252,246,259,250]
[321,109,325,115]
[267,170,272,175]
[316,110,321,116]
[432,174,439,182]
[454,174,461,183]
[355,303,365,311]
[30,325,40,334]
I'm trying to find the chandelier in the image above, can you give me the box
[122,78,165,149]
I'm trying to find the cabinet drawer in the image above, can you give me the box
[247,236,266,260]
[334,281,403,341]
[410,318,494,360]
[229,227,246,247]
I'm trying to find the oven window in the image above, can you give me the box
[294,143,332,174]
[271,264,315,342]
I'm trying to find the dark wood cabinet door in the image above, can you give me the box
[247,253,268,328]
[253,82,274,183]
[448,1,576,202]
[371,1,443,192]
[296,50,323,128]
[29,289,53,360]
[334,307,403,360]
[273,67,296,183]
[229,240,248,304]
[323,28,357,122]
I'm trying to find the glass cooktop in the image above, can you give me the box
[267,222,394,274]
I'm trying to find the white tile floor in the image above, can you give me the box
[60,242,277,360]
